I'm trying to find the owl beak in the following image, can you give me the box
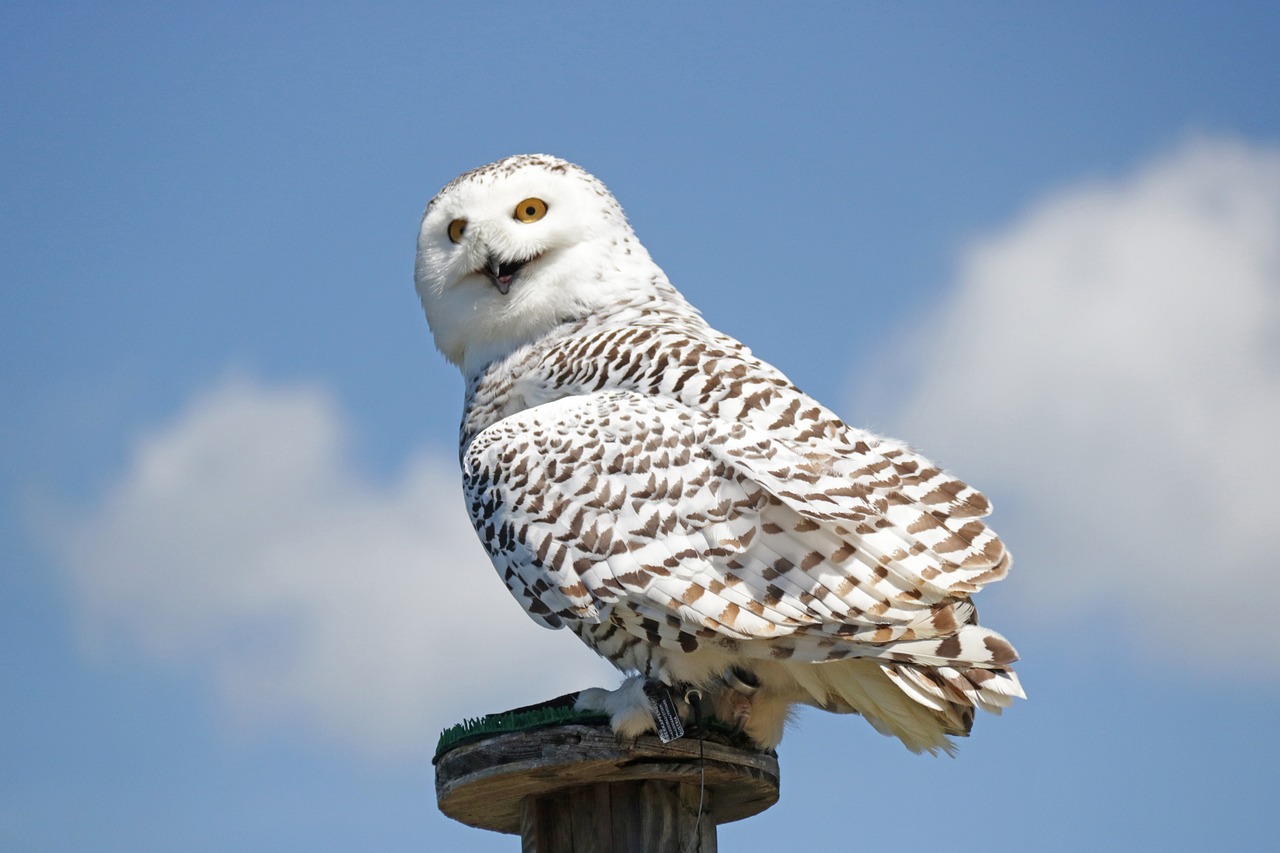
[484,255,513,294]
[481,252,535,295]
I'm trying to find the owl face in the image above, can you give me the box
[416,154,643,374]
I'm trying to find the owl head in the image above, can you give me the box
[416,154,650,374]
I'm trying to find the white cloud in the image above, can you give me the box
[854,136,1280,673]
[54,374,615,758]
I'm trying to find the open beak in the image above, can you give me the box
[482,253,533,295]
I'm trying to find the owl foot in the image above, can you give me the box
[576,676,702,741]
[575,675,663,740]
[719,667,794,749]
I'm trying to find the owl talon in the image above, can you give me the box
[724,666,760,696]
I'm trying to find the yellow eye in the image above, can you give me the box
[513,198,548,223]
[447,219,467,244]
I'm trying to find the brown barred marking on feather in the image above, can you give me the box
[984,636,1019,665]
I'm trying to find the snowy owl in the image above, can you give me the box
[415,154,1023,754]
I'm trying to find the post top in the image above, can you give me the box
[436,722,781,835]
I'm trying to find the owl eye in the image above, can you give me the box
[513,198,548,223]
[447,219,467,244]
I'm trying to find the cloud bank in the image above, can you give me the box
[55,375,615,758]
[856,136,1280,672]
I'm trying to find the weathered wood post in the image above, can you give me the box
[435,696,780,852]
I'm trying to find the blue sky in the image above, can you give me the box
[4,2,1279,850]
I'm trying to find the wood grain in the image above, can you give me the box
[437,722,779,848]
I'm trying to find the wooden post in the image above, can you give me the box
[436,720,779,852]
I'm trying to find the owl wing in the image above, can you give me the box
[462,389,1012,663]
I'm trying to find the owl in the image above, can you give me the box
[415,154,1022,753]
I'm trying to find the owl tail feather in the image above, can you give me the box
[789,657,1024,755]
